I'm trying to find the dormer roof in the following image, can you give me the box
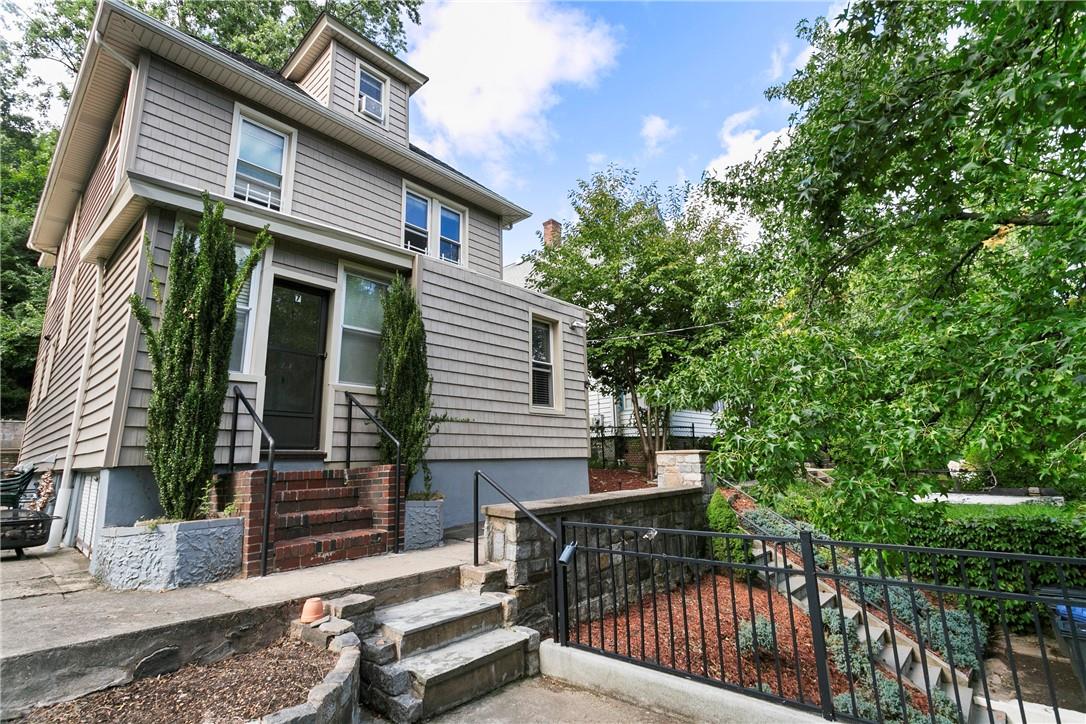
[281,13,428,94]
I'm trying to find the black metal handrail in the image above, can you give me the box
[473,470,562,637]
[345,391,401,554]
[228,385,275,577]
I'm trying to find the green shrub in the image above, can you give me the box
[902,504,1086,632]
[823,609,872,684]
[833,691,879,721]
[737,616,776,656]
[873,677,908,719]
[921,608,985,670]
[129,196,269,520]
[707,490,750,567]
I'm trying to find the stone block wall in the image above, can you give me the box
[483,487,707,636]
[655,450,712,490]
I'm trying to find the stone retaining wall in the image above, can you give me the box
[482,487,709,635]
[257,645,362,724]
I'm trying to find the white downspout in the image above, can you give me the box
[46,261,106,550]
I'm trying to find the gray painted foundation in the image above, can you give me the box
[418,458,589,528]
[90,518,242,590]
[99,466,165,527]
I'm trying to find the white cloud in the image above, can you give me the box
[767,41,815,82]
[704,107,790,245]
[767,40,789,81]
[705,107,789,177]
[639,114,676,156]
[586,151,608,170]
[407,1,618,190]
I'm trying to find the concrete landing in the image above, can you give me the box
[431,676,692,724]
[0,540,475,718]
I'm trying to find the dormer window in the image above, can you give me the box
[357,61,387,123]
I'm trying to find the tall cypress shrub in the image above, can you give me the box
[129,195,270,520]
[376,275,435,495]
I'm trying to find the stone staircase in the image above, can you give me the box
[751,542,1000,724]
[360,564,538,722]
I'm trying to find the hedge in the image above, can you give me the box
[902,504,1086,632]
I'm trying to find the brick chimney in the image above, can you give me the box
[542,218,562,248]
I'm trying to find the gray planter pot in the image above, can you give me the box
[404,499,444,551]
[90,518,242,591]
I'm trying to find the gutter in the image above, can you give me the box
[45,261,106,550]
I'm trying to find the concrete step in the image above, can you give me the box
[272,529,387,571]
[880,642,914,674]
[274,505,374,539]
[402,627,532,720]
[907,652,947,691]
[775,574,809,598]
[377,590,503,658]
[273,485,360,513]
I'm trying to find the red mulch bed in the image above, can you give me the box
[571,571,851,706]
[589,468,654,493]
[723,486,758,513]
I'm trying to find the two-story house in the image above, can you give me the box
[18,0,590,557]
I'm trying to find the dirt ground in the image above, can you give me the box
[24,637,336,724]
[588,468,654,493]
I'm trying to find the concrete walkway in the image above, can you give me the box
[433,677,692,723]
[0,540,475,659]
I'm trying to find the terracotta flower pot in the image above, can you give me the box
[300,597,325,623]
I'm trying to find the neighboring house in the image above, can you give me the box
[502,221,721,446]
[18,0,590,554]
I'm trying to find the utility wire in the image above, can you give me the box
[587,320,729,343]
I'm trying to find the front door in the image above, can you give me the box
[263,280,328,449]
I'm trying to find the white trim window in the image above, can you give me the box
[338,272,387,386]
[229,244,261,373]
[531,317,555,408]
[356,61,387,123]
[228,107,296,213]
[402,185,467,265]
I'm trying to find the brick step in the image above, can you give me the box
[275,506,374,540]
[274,486,360,513]
[272,529,388,571]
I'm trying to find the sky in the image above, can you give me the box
[404,1,836,263]
[3,0,838,263]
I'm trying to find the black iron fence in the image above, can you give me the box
[590,424,716,468]
[553,519,1086,724]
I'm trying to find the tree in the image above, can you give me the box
[0,38,55,418]
[528,168,739,479]
[129,195,270,520]
[16,0,422,98]
[666,1,1086,540]
[375,275,434,495]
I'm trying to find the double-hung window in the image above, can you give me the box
[439,206,462,264]
[404,191,429,253]
[531,318,555,408]
[357,64,385,122]
[402,187,466,265]
[231,110,293,212]
[229,244,261,373]
[338,272,387,386]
